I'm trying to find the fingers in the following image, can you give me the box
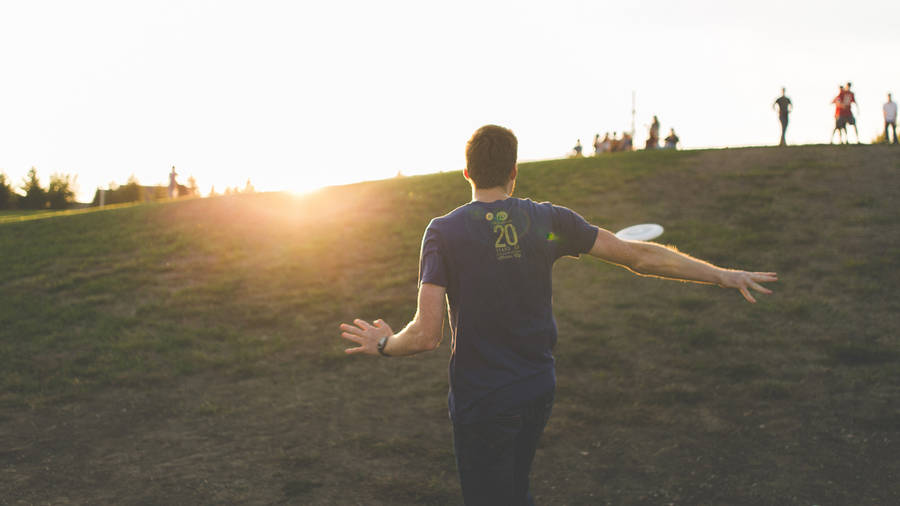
[340,319,375,335]
[341,330,374,355]
[748,279,773,295]
[737,271,778,303]
[339,318,385,356]
[740,286,757,304]
[340,331,363,344]
[751,272,779,283]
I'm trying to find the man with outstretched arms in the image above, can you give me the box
[339,125,778,505]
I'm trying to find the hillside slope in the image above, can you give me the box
[2,145,899,505]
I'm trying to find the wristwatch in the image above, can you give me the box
[376,336,391,357]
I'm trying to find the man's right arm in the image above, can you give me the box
[588,228,777,303]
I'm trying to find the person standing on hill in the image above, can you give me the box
[831,85,849,144]
[168,166,179,199]
[621,131,633,151]
[664,128,680,149]
[838,82,861,143]
[572,139,583,157]
[339,125,778,505]
[646,115,660,149]
[599,132,611,153]
[883,93,898,144]
[773,87,792,146]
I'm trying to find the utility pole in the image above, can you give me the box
[631,90,636,136]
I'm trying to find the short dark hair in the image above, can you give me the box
[465,125,517,189]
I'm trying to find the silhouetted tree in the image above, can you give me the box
[0,173,17,210]
[115,174,142,204]
[47,173,77,209]
[242,179,255,194]
[20,167,47,210]
[208,185,218,197]
[187,175,199,197]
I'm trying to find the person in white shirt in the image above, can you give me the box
[884,93,898,145]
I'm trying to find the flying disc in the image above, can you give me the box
[615,223,664,241]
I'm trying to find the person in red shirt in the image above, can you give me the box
[838,82,860,143]
[831,85,848,144]
[843,82,861,143]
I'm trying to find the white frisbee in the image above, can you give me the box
[615,223,664,241]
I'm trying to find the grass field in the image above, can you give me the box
[2,145,899,505]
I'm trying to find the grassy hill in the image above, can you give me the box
[2,145,899,505]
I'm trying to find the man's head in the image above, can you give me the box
[465,125,518,190]
[781,87,786,95]
[846,82,852,90]
[889,93,893,101]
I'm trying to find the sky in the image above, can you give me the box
[1,0,899,202]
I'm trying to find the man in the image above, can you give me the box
[664,127,680,149]
[839,82,860,143]
[831,85,848,144]
[646,115,660,150]
[573,139,583,157]
[339,125,778,505]
[168,166,179,199]
[621,130,634,151]
[773,87,792,146]
[884,93,898,145]
[599,131,611,153]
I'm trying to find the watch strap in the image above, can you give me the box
[377,335,391,356]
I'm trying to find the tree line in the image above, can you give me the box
[0,167,258,211]
[0,168,75,210]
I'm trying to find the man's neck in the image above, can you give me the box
[472,186,510,203]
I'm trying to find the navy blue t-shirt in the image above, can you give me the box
[418,198,599,423]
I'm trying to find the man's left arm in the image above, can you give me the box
[339,283,446,356]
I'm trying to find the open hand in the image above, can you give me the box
[339,319,393,355]
[718,270,778,303]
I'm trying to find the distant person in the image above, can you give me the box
[645,116,660,150]
[599,132,611,153]
[664,128,680,149]
[844,82,861,143]
[593,134,602,156]
[884,93,898,144]
[168,166,178,199]
[621,131,633,151]
[831,85,848,144]
[610,132,620,152]
[836,82,860,143]
[339,125,777,505]
[573,139,583,157]
[773,87,792,146]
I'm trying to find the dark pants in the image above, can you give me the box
[779,115,789,146]
[886,121,898,144]
[452,391,554,506]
